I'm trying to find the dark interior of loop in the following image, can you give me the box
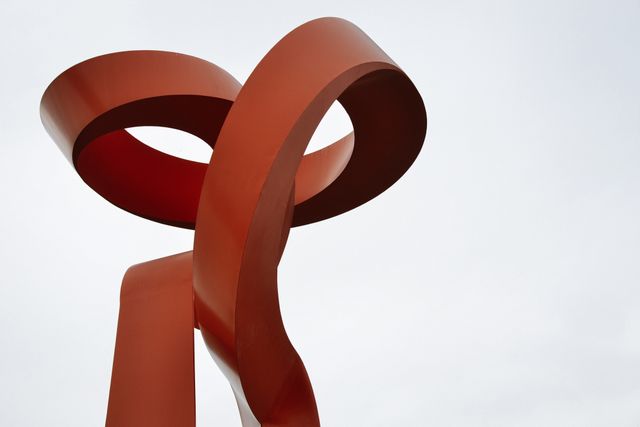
[73,95,359,229]
[75,95,231,228]
[291,69,427,227]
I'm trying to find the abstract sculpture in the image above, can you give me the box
[40,17,427,426]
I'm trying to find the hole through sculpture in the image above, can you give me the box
[127,126,213,163]
[40,17,427,426]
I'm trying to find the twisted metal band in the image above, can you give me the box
[41,17,426,426]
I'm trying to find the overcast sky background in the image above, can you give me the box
[1,0,639,426]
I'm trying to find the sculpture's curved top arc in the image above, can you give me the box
[40,50,241,164]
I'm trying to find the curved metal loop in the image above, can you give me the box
[40,17,427,427]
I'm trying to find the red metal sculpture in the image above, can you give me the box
[40,17,426,426]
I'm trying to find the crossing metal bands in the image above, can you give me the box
[41,17,426,427]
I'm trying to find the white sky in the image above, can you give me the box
[1,0,639,426]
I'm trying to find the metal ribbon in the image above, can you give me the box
[41,17,427,426]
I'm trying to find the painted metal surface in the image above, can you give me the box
[41,17,427,426]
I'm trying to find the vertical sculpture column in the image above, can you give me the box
[40,17,426,426]
[107,253,196,426]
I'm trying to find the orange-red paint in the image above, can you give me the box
[41,18,427,426]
